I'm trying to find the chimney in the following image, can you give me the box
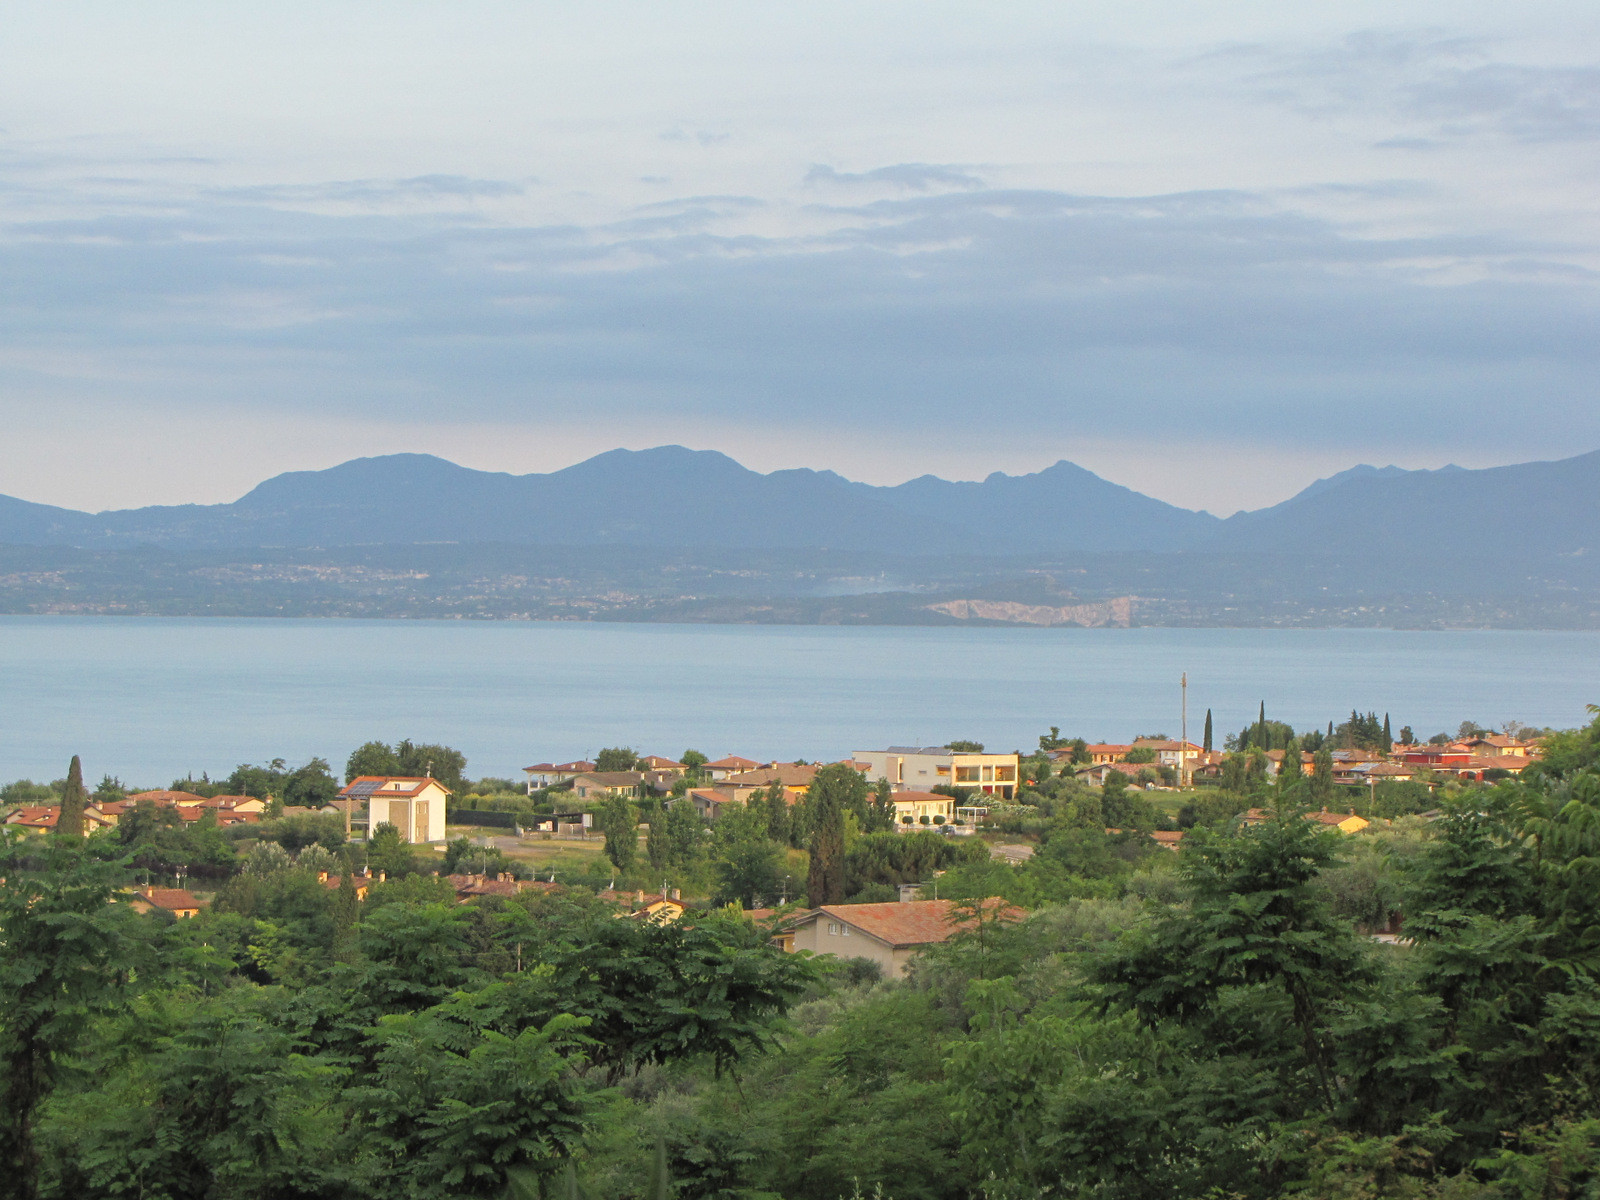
[636,890,644,905]
[670,888,681,901]
[377,871,386,883]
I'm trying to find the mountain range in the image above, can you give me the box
[3,446,1596,559]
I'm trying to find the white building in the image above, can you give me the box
[852,746,1019,799]
[338,776,450,844]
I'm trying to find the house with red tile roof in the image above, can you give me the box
[637,755,686,772]
[128,887,203,918]
[338,776,450,844]
[521,761,597,791]
[4,805,114,835]
[703,756,764,780]
[125,789,211,808]
[786,898,1023,977]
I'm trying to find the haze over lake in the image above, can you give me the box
[1,617,1594,784]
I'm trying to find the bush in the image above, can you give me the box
[932,815,946,826]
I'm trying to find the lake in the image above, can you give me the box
[0,616,1595,785]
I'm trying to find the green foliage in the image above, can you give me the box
[944,740,984,753]
[367,822,418,878]
[56,756,88,840]
[0,836,144,1199]
[1123,746,1156,764]
[598,794,637,873]
[595,747,640,772]
[807,764,864,905]
[344,739,468,792]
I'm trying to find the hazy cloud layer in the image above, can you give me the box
[0,3,1598,510]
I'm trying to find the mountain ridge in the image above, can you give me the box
[0,446,1594,561]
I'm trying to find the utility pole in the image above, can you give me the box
[1181,673,1189,788]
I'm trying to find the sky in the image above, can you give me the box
[2,2,1598,516]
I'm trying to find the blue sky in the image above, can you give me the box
[2,1,1598,514]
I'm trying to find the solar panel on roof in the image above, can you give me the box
[343,780,384,797]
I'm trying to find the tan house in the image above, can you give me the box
[522,761,596,791]
[1243,807,1370,835]
[199,794,268,815]
[339,776,450,844]
[129,887,203,918]
[704,756,764,780]
[570,771,645,800]
[890,790,955,825]
[786,899,1023,978]
[125,789,210,808]
[5,805,114,835]
[598,888,687,924]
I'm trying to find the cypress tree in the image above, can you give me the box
[332,871,360,963]
[1382,713,1393,752]
[58,755,87,839]
[1203,709,1213,753]
[1280,736,1303,781]
[1257,702,1268,752]
[1310,746,1335,803]
[806,765,852,906]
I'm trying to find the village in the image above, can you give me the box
[0,720,1548,980]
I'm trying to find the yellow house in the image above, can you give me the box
[891,790,955,825]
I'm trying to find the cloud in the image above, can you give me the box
[1212,31,1600,144]
[214,174,530,208]
[805,163,985,191]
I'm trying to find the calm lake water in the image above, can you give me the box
[0,616,1595,785]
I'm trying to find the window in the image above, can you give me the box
[841,925,852,936]
[956,766,979,783]
[981,766,993,782]
[827,922,839,935]
[936,765,950,776]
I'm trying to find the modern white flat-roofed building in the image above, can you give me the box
[853,746,1019,799]
[339,776,449,844]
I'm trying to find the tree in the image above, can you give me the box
[283,757,338,808]
[1382,713,1393,752]
[0,837,141,1200]
[332,870,361,963]
[806,764,859,905]
[1203,708,1213,753]
[1039,727,1066,752]
[1310,746,1335,802]
[595,747,640,772]
[367,823,417,878]
[680,750,708,770]
[1399,725,1415,746]
[1280,736,1303,781]
[945,740,984,753]
[346,740,402,781]
[865,778,896,834]
[599,794,637,873]
[665,800,703,870]
[394,741,467,793]
[646,811,671,872]
[763,783,791,845]
[57,755,87,840]
[713,840,784,908]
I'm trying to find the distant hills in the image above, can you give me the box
[3,445,1595,559]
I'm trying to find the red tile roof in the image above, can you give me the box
[725,764,820,788]
[706,756,762,770]
[135,887,202,912]
[812,898,1022,947]
[339,776,453,798]
[126,790,210,806]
